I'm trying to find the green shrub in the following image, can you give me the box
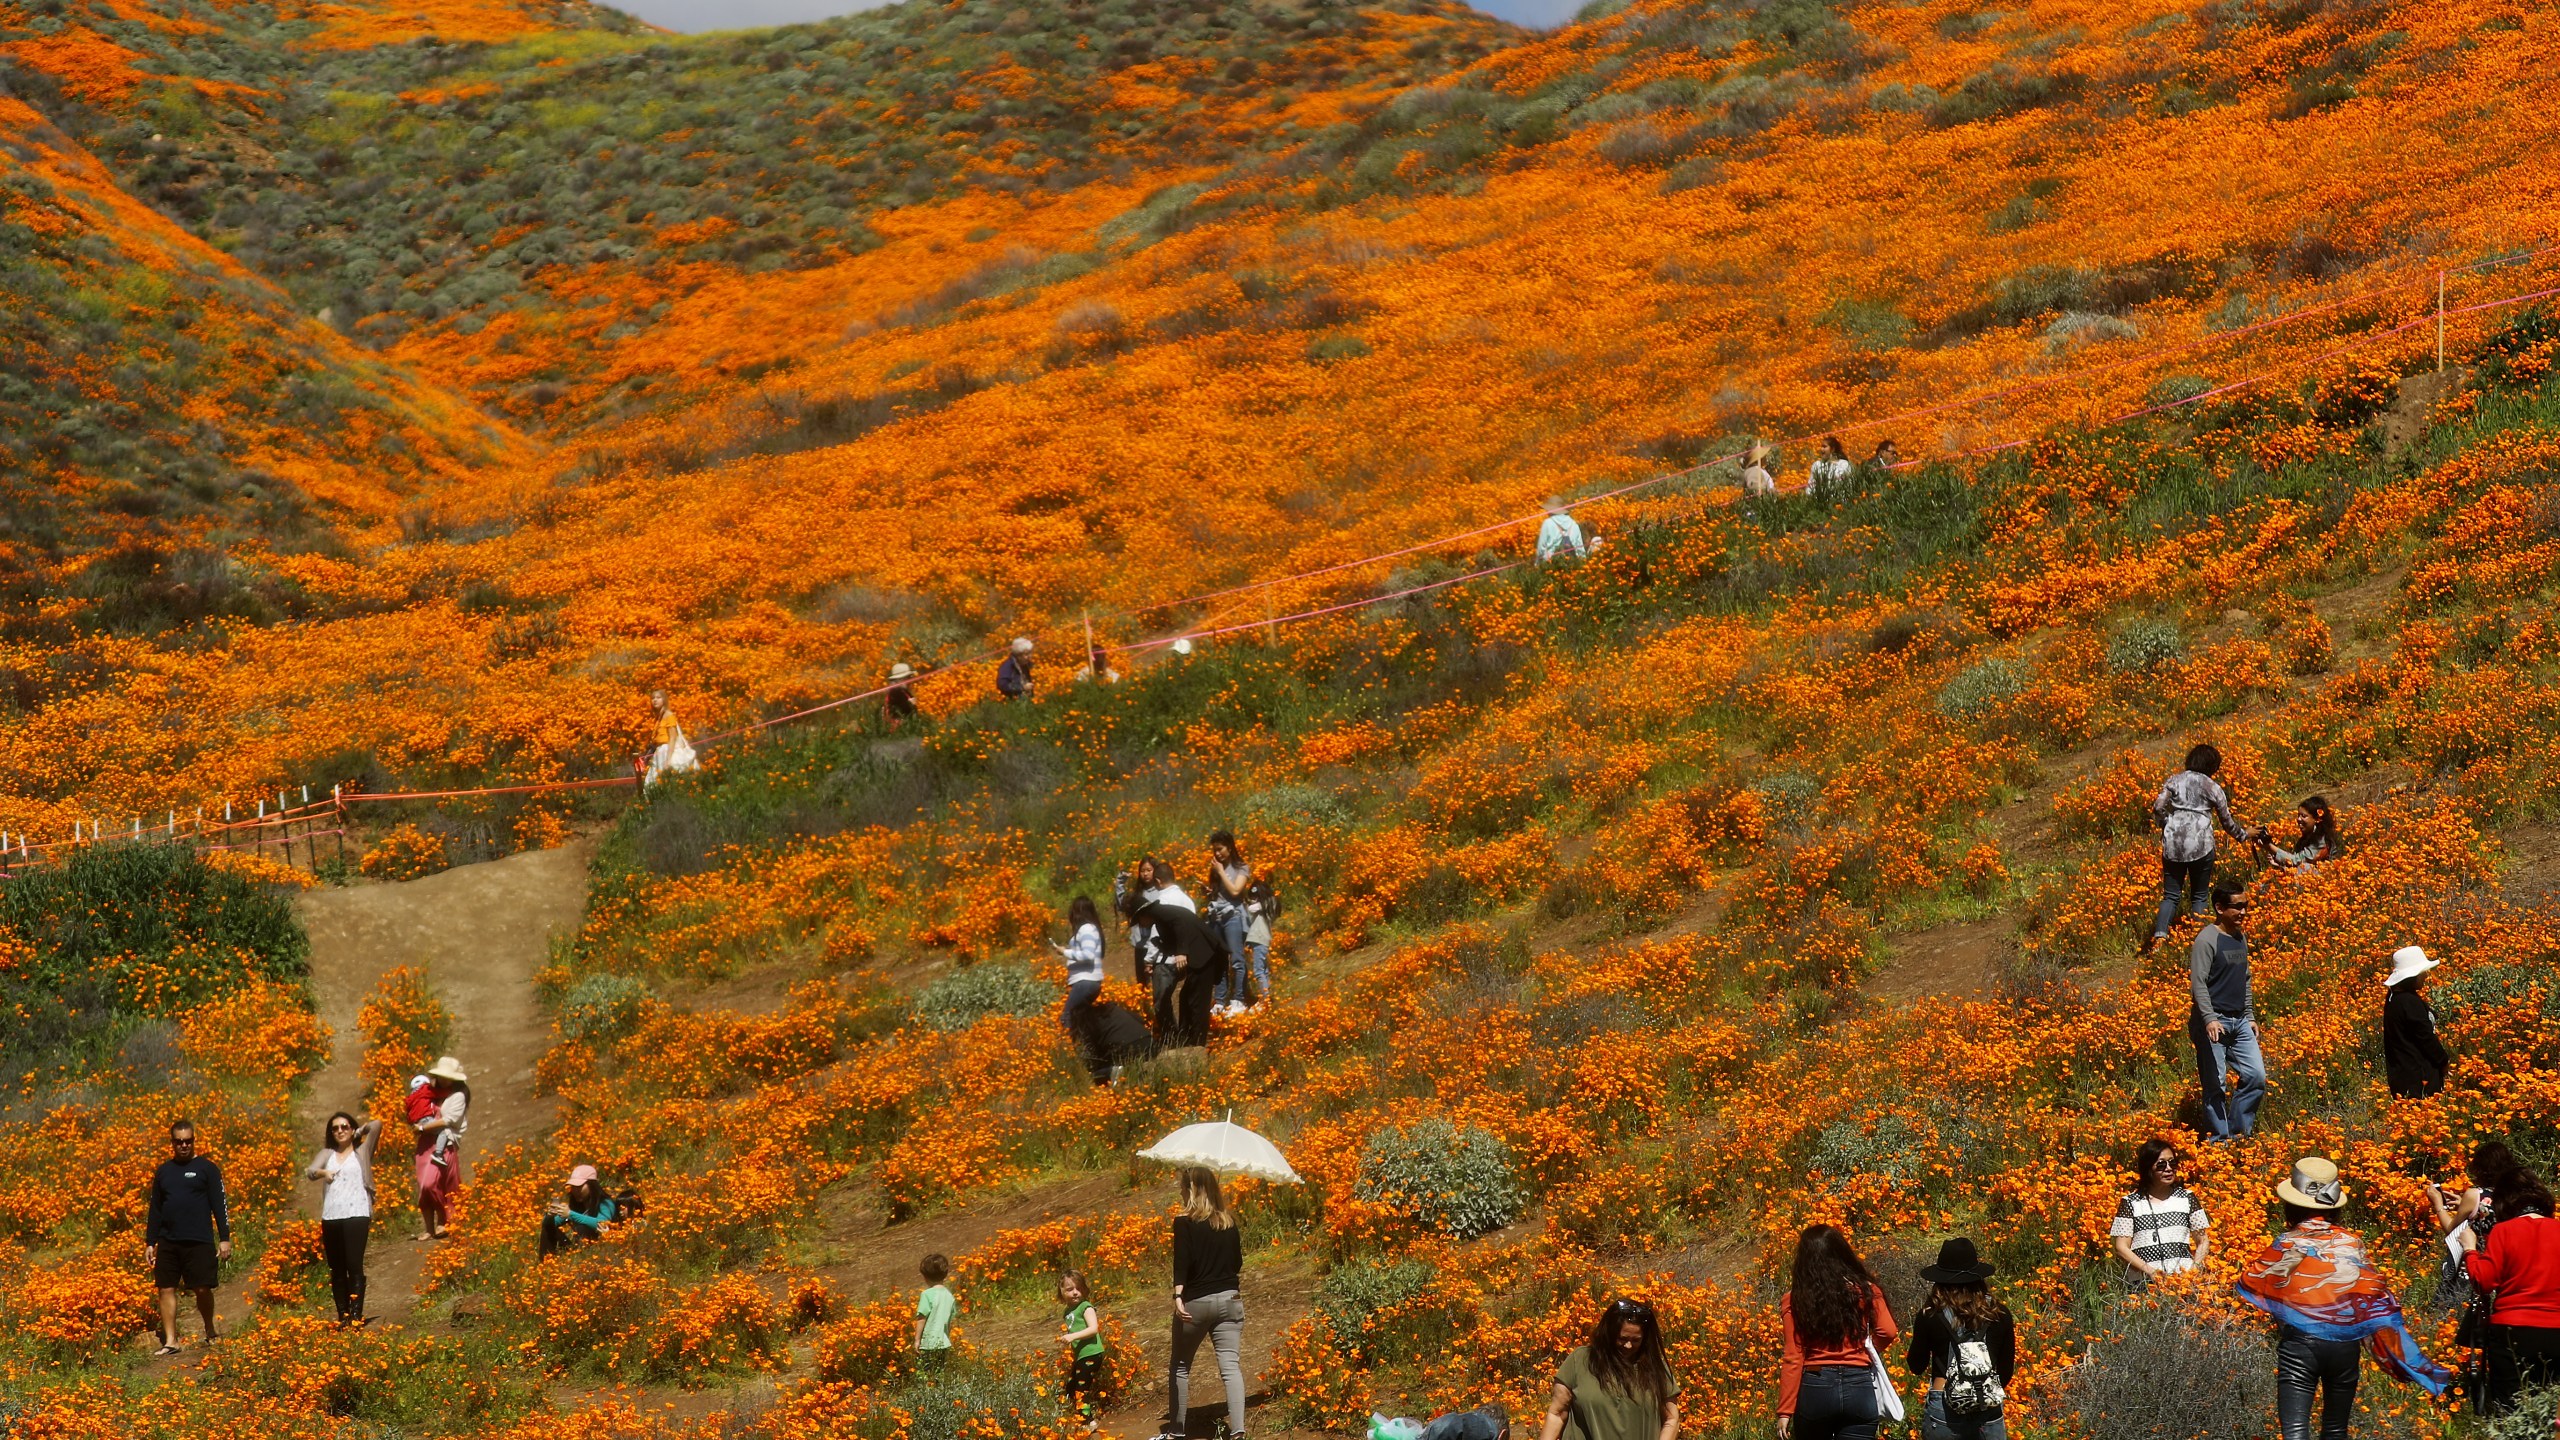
[2489,1386,2560,1440]
[2105,616,2186,675]
[0,843,308,1010]
[1314,1258,1445,1363]
[1820,297,1912,353]
[1306,333,1372,362]
[2148,373,2214,405]
[913,963,1051,1032]
[2056,1300,2275,1440]
[1935,658,2028,721]
[558,972,652,1043]
[889,1365,1062,1440]
[1353,1117,1524,1239]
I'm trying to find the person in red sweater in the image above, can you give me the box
[2461,1161,2560,1412]
[1778,1224,1899,1440]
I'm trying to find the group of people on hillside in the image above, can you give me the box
[1050,830,1279,1083]
[2138,743,2449,1145]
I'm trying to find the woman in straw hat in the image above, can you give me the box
[2237,1157,2451,1440]
[414,1056,471,1240]
[2381,946,2450,1099]
[1741,444,1778,498]
[1903,1239,2013,1440]
[883,662,919,728]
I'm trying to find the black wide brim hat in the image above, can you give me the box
[1919,1238,1997,1284]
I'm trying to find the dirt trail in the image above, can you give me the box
[291,840,593,1320]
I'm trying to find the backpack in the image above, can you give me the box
[1940,1310,2006,1417]
[1248,878,1282,922]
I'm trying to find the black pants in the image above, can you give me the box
[2277,1327,2360,1440]
[320,1216,369,1322]
[1795,1364,1878,1440]
[539,1214,597,1257]
[2484,1323,2560,1413]
[1065,1351,1105,1421]
[1175,967,1218,1047]
[1151,964,1181,1039]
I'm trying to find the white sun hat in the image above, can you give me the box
[2385,945,2437,987]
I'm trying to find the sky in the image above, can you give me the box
[616,0,1577,32]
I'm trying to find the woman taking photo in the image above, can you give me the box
[1053,896,1106,1043]
[1162,1166,1246,1440]
[1538,1297,1680,1440]
[1779,1224,1897,1440]
[2458,1154,2560,1411]
[1904,1239,2013,1440]
[303,1111,380,1325]
[539,1164,620,1257]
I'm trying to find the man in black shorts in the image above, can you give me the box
[145,1119,230,1356]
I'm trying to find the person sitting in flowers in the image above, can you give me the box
[2236,1157,2451,1440]
[539,1164,619,1257]
[2257,795,2343,872]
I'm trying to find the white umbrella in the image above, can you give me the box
[1136,1112,1302,1184]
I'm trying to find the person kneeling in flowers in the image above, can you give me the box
[539,1165,619,1257]
[2236,1157,2451,1440]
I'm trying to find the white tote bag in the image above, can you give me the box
[1865,1337,1907,1423]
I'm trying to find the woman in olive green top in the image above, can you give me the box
[1539,1298,1683,1440]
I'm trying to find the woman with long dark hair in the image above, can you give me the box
[1904,1239,2014,1440]
[1538,1296,1680,1440]
[2431,1140,2526,1409]
[303,1110,380,1325]
[1162,1167,1246,1440]
[2262,795,2342,870]
[1053,895,1106,1047]
[1779,1224,1897,1440]
[2459,1154,2560,1412]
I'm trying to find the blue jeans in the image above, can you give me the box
[1062,979,1100,1034]
[1921,1392,2006,1440]
[1795,1365,1878,1440]
[2155,854,2215,939]
[2190,1011,2266,1138]
[1210,908,1270,1005]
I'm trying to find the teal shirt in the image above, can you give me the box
[917,1283,956,1350]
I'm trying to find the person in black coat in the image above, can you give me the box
[1134,896,1225,1048]
[2383,946,2450,1099]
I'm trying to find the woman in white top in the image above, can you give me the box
[1054,896,1106,1043]
[306,1111,382,1324]
[415,1055,470,1239]
[1809,435,1854,498]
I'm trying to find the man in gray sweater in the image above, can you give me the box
[2186,886,2264,1139]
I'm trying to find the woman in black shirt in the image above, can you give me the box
[1903,1239,2014,1440]
[1165,1166,1247,1440]
[2382,946,2450,1099]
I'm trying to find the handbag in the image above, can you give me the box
[1865,1336,1907,1423]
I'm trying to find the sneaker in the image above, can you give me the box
[1249,1001,1268,1014]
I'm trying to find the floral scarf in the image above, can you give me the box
[2236,1219,2453,1395]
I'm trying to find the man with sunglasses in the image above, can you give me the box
[2187,885,2266,1140]
[144,1119,231,1357]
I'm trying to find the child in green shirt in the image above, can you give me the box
[915,1253,956,1370]
[1058,1269,1106,1430]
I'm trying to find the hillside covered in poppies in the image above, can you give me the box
[5,0,2560,1435]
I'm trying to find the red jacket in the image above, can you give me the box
[2468,1214,2560,1327]
[1779,1288,1898,1415]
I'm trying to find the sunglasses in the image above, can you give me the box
[2152,1156,2182,1169]
[1608,1298,1656,1322]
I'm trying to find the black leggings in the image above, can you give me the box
[2484,1324,2560,1413]
[320,1216,369,1322]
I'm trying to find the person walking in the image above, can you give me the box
[1054,896,1106,1049]
[645,690,698,786]
[1205,832,1269,1016]
[2457,1156,2560,1412]
[916,1252,957,1371]
[2381,946,2449,1099]
[1778,1223,1897,1440]
[1537,1297,1680,1440]
[1059,1269,1107,1433]
[1742,443,1778,498]
[304,1111,380,1325]
[883,663,919,728]
[2186,886,2266,1141]
[146,1119,231,1356]
[414,1056,470,1239]
[998,637,1036,701]
[1904,1239,2013,1440]
[2238,1157,2452,1440]
[1537,499,1590,564]
[2261,795,2342,870]
[1163,1166,1247,1440]
[2145,744,2250,955]
[540,1165,620,1257]
[1809,436,1854,499]
[2110,1139,2212,1284]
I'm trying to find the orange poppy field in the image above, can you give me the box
[1,0,2559,1434]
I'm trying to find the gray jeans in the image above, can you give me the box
[1166,1290,1246,1437]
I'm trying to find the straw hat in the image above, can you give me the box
[1746,442,1774,466]
[567,1163,599,1188]
[1170,637,1194,656]
[2275,1156,2349,1210]
[426,1055,469,1085]
[1010,637,1035,655]
[2385,945,2436,988]
[888,662,915,681]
